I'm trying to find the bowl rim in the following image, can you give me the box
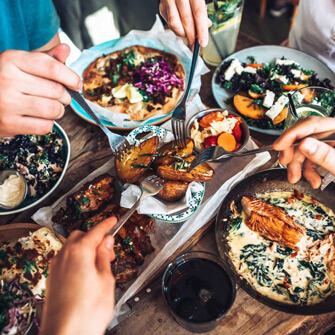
[186,107,250,154]
[0,121,71,215]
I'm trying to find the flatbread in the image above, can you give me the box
[0,227,63,295]
[82,45,185,121]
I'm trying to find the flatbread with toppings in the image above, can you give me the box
[82,45,185,121]
[0,227,63,296]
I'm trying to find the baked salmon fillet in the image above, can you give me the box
[241,196,306,250]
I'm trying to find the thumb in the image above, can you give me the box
[45,43,70,64]
[96,235,115,273]
[299,138,335,175]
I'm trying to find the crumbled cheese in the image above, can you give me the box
[242,66,257,74]
[291,69,302,78]
[224,58,244,80]
[275,59,297,66]
[271,74,289,84]
[266,95,289,121]
[210,118,237,135]
[263,90,275,108]
[101,95,112,103]
[295,91,305,104]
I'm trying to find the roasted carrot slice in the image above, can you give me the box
[246,63,263,69]
[248,90,265,99]
[217,133,236,152]
[273,107,288,125]
[233,94,265,120]
[199,112,224,128]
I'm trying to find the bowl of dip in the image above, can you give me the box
[0,170,28,209]
[0,122,70,215]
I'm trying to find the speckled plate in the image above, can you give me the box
[126,125,205,223]
[212,45,335,136]
[0,122,71,216]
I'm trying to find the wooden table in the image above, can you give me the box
[2,32,335,335]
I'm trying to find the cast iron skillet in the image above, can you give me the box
[215,168,335,315]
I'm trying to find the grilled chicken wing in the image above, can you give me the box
[241,196,306,250]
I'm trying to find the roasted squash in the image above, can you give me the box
[153,139,194,167]
[115,136,159,183]
[157,180,189,202]
[157,155,214,182]
[302,88,316,104]
[248,90,265,99]
[217,133,237,151]
[282,83,308,91]
[246,63,263,69]
[273,107,288,125]
[233,94,265,120]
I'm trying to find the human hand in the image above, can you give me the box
[273,116,335,189]
[41,217,117,335]
[159,0,211,47]
[0,43,81,137]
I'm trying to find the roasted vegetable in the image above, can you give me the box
[217,133,237,152]
[157,155,214,182]
[153,138,194,167]
[233,94,265,120]
[282,83,308,91]
[115,136,159,183]
[157,180,189,202]
[273,107,288,125]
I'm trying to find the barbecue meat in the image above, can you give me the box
[241,196,306,250]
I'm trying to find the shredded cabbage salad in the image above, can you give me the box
[0,281,42,335]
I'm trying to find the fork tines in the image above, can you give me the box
[146,174,166,186]
[172,118,187,149]
[188,146,216,172]
[115,139,132,160]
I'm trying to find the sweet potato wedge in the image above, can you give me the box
[282,83,308,91]
[115,136,159,183]
[157,155,214,182]
[153,139,194,167]
[157,180,189,202]
[233,94,265,120]
[273,107,288,125]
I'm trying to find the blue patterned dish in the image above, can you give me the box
[126,125,205,223]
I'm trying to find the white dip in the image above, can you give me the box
[0,174,26,207]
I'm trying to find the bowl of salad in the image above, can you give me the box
[0,122,71,215]
[187,108,250,155]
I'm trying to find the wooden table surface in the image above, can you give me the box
[2,32,335,335]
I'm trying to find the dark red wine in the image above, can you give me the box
[164,258,233,323]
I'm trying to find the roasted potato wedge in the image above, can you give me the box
[153,139,194,167]
[157,155,214,182]
[115,136,159,183]
[157,180,189,202]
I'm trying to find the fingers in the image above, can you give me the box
[161,0,186,38]
[303,159,322,189]
[46,43,70,64]
[273,116,335,151]
[299,138,335,176]
[286,149,306,184]
[17,73,71,106]
[190,0,208,47]
[176,0,196,46]
[96,235,115,273]
[13,50,81,91]
[84,216,117,247]
[0,115,54,136]
[278,147,294,166]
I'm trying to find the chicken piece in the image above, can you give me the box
[241,196,306,250]
[70,174,114,212]
[81,203,118,232]
[112,238,138,284]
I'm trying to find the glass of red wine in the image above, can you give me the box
[162,251,236,333]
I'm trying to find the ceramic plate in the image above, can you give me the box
[0,122,71,215]
[126,125,205,223]
[69,39,188,131]
[212,45,335,136]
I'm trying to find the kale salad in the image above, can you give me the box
[215,56,334,131]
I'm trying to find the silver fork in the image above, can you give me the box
[67,88,131,158]
[188,133,335,172]
[107,175,166,236]
[171,39,201,148]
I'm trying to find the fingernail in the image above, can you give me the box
[303,139,317,155]
[78,81,83,91]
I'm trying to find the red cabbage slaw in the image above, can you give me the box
[134,59,184,97]
[0,281,43,335]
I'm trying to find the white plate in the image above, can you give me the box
[212,45,335,135]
